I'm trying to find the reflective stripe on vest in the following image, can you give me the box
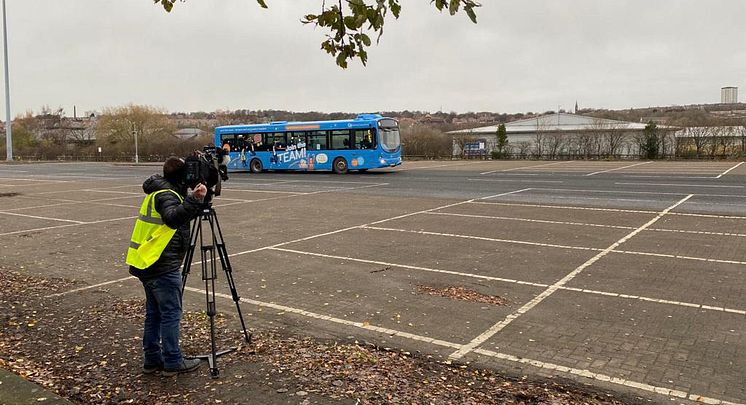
[125,189,184,270]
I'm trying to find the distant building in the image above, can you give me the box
[448,113,678,158]
[721,87,738,104]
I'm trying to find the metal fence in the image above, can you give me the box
[10,154,169,162]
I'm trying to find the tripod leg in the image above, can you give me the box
[181,211,202,293]
[210,209,252,343]
[201,213,221,378]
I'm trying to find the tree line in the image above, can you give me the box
[3,105,746,161]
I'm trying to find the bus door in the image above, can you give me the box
[266,132,288,169]
[305,131,330,170]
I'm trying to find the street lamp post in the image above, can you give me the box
[133,123,139,164]
[2,0,12,161]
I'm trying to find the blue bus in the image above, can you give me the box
[214,114,401,174]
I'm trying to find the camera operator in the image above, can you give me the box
[126,156,207,376]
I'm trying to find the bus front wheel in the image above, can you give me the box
[250,159,263,173]
[332,158,348,174]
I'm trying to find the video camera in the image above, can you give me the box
[185,146,230,202]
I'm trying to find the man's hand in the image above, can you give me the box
[192,184,207,200]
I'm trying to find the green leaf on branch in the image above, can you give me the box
[155,0,480,69]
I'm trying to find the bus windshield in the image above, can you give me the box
[378,119,400,152]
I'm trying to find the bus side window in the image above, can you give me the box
[330,130,351,150]
[271,132,287,150]
[306,131,327,150]
[289,131,306,147]
[355,129,375,149]
[255,133,273,152]
[221,134,236,152]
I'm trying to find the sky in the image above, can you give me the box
[2,0,745,117]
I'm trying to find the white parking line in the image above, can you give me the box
[715,161,744,178]
[673,212,746,220]
[44,276,136,298]
[362,225,602,252]
[622,175,719,179]
[480,161,571,175]
[585,161,652,176]
[467,178,564,184]
[221,188,308,195]
[397,161,485,171]
[533,187,746,199]
[0,177,71,183]
[560,287,746,315]
[0,216,137,237]
[471,199,746,220]
[448,194,693,361]
[0,211,86,224]
[4,194,141,212]
[615,182,744,189]
[508,195,658,204]
[613,249,746,266]
[648,228,746,238]
[81,189,141,195]
[470,201,658,215]
[426,211,636,231]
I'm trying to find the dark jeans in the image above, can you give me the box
[141,270,183,369]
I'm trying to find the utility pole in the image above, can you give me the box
[2,0,12,161]
[132,122,139,164]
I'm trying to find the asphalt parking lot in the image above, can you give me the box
[1,160,745,404]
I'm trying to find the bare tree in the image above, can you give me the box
[532,118,550,158]
[401,125,451,158]
[515,141,531,158]
[96,105,177,158]
[713,127,735,158]
[604,124,627,158]
[736,124,746,156]
[544,133,566,159]
[682,127,710,158]
[573,131,595,159]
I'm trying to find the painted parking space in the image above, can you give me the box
[227,249,543,344]
[2,161,746,404]
[479,290,746,404]
[569,252,746,312]
[283,227,599,285]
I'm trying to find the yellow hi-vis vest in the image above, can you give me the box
[125,189,184,270]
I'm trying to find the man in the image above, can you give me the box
[126,156,207,376]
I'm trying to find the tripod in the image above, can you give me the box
[181,202,251,378]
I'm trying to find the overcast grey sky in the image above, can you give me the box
[3,1,745,116]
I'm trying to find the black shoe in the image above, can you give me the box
[162,358,201,377]
[142,363,163,375]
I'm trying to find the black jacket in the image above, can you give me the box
[129,175,203,280]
